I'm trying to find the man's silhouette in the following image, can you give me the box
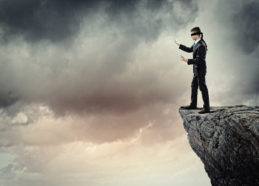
[175,27,210,114]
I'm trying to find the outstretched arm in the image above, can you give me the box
[187,45,206,65]
[179,44,194,53]
[175,40,193,53]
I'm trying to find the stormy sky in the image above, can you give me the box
[0,0,258,185]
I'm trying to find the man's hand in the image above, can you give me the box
[180,55,188,63]
[174,39,180,46]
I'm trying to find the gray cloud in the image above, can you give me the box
[0,0,198,148]
[230,0,259,53]
[212,0,259,99]
[0,0,198,117]
[0,90,18,108]
[0,0,194,43]
[0,0,139,43]
[231,0,259,94]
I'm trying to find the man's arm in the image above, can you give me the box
[179,44,193,53]
[187,45,206,65]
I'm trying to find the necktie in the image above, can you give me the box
[193,42,196,48]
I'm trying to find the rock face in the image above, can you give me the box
[179,105,259,186]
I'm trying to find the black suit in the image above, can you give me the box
[179,40,210,110]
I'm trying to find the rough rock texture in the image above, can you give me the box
[179,105,259,186]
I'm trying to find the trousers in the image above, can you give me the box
[190,73,210,110]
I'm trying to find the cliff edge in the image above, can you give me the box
[179,105,259,186]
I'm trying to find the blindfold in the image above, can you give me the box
[191,32,201,36]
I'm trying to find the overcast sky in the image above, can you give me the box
[0,0,258,185]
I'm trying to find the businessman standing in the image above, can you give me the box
[175,27,210,114]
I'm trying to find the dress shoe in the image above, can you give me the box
[199,109,210,114]
[180,105,197,109]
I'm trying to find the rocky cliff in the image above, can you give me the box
[179,105,259,186]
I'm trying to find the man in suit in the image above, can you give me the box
[175,27,210,114]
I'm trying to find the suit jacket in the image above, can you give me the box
[179,39,207,76]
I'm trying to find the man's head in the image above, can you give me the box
[190,27,202,41]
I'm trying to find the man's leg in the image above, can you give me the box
[198,74,210,110]
[190,75,198,107]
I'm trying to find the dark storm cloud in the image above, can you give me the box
[0,0,133,43]
[214,0,259,54]
[230,0,259,54]
[0,0,199,116]
[214,0,259,97]
[0,90,18,108]
[0,0,181,43]
[230,0,259,94]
